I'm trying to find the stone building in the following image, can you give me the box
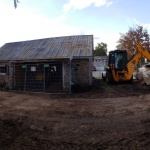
[0,35,93,93]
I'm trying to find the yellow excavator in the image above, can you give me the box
[102,43,150,84]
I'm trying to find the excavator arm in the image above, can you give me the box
[137,44,150,60]
[126,44,150,80]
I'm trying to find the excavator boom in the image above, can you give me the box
[126,44,150,80]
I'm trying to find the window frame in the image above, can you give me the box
[0,65,7,75]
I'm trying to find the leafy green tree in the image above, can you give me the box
[94,42,107,56]
[116,25,150,60]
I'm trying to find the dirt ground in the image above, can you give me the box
[0,79,150,150]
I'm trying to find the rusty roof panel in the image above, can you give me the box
[0,35,93,61]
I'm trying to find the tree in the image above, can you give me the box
[14,0,20,8]
[94,42,107,56]
[116,25,150,60]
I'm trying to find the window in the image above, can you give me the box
[0,65,7,75]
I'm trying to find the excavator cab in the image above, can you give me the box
[102,50,128,83]
[108,50,127,71]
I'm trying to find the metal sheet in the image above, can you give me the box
[0,35,93,61]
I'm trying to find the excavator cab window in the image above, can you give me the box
[115,53,123,69]
[115,51,127,70]
[108,50,127,71]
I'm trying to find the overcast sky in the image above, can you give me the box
[0,0,150,51]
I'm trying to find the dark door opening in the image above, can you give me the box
[45,63,63,93]
[25,64,44,92]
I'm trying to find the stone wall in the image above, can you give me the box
[72,59,92,87]
[0,62,8,90]
[63,61,71,93]
[0,59,92,92]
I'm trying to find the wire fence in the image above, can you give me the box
[11,61,71,94]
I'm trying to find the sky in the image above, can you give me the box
[0,0,150,51]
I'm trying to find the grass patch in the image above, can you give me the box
[95,78,115,93]
[101,82,115,92]
[95,77,102,80]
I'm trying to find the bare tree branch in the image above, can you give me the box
[14,0,20,9]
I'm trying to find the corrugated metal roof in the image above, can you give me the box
[0,35,93,61]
